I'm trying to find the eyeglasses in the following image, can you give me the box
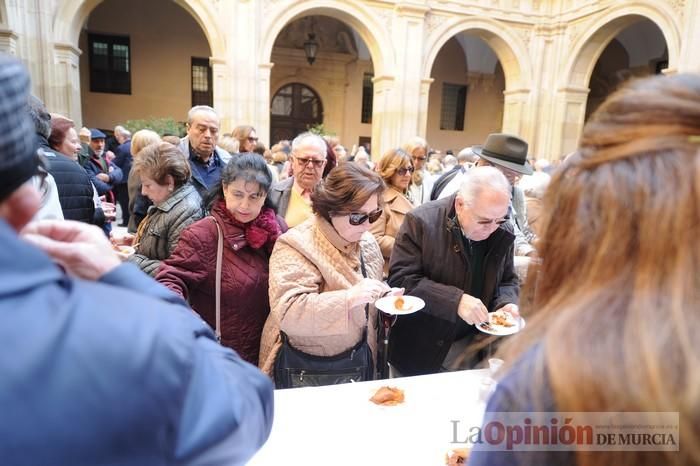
[476,216,510,226]
[348,208,383,226]
[295,156,325,168]
[396,166,415,176]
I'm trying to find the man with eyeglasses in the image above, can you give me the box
[433,133,537,258]
[387,166,520,376]
[178,105,231,199]
[268,132,327,228]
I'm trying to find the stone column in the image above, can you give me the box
[679,0,700,72]
[371,75,397,158]
[417,78,434,141]
[527,23,568,159]
[502,89,531,140]
[256,62,274,145]
[549,86,589,160]
[228,0,257,128]
[391,3,430,146]
[50,43,82,125]
[366,2,430,157]
[211,57,234,132]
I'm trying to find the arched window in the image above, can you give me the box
[270,83,323,144]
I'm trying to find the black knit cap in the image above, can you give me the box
[0,55,39,201]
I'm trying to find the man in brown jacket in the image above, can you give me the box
[387,166,520,376]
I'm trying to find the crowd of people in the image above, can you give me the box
[2,50,698,465]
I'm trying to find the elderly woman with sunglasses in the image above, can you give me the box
[369,148,415,277]
[259,162,397,383]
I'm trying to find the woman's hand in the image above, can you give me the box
[110,232,135,246]
[21,220,122,280]
[346,278,391,308]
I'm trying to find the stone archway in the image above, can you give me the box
[553,2,680,158]
[53,0,225,57]
[422,17,533,142]
[49,0,225,124]
[564,5,680,89]
[258,1,396,154]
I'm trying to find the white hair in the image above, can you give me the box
[458,166,510,205]
[291,132,327,158]
[187,105,218,124]
[457,147,477,164]
[114,125,131,139]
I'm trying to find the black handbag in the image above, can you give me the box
[273,253,374,389]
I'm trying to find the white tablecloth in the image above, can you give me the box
[248,369,489,465]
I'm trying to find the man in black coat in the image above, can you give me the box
[388,166,520,376]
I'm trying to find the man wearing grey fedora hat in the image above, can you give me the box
[473,133,537,257]
[0,56,272,465]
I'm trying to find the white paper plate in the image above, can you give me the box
[476,310,525,336]
[374,295,425,315]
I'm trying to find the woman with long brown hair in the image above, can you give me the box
[468,74,700,466]
[369,148,415,276]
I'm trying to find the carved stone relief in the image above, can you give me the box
[425,12,447,37]
[372,6,393,36]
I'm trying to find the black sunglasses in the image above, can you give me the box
[396,166,415,176]
[348,208,383,226]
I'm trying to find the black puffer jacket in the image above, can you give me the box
[39,137,95,224]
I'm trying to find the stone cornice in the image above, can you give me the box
[394,2,430,17]
[0,28,19,40]
[53,42,81,56]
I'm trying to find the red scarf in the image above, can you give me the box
[216,199,282,253]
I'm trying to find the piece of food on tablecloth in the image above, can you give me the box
[369,386,405,406]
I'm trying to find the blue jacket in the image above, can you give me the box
[113,140,132,186]
[468,345,571,466]
[0,220,273,465]
[85,152,123,196]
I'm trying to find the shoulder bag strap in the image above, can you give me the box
[359,251,369,323]
[211,216,224,341]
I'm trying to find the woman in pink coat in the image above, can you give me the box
[259,163,393,382]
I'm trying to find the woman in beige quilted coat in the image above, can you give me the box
[370,148,415,277]
[126,142,203,276]
[259,163,393,380]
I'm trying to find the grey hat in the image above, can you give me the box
[472,133,533,175]
[0,55,39,201]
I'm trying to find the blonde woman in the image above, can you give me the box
[126,129,161,232]
[369,148,415,276]
[232,125,258,153]
[470,74,700,466]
